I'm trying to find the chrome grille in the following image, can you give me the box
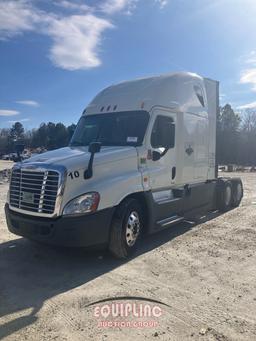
[10,169,59,214]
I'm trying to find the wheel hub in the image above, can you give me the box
[126,211,140,247]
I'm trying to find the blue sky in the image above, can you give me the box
[1,0,256,129]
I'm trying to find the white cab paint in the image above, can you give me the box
[11,72,219,216]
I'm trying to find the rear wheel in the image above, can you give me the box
[109,198,143,259]
[231,179,243,207]
[217,180,232,212]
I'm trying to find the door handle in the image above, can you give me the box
[172,166,176,180]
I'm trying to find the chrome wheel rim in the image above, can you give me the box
[125,211,140,247]
[225,186,232,206]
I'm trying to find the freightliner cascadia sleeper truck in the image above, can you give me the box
[5,72,243,258]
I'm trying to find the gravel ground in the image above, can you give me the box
[0,170,256,341]
[0,161,13,172]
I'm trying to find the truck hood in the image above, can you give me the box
[23,146,137,171]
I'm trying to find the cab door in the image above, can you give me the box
[146,109,177,192]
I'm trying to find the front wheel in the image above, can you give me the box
[109,198,143,259]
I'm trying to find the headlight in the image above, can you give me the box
[63,192,100,216]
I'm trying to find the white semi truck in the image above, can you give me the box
[5,72,243,258]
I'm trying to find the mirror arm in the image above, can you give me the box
[17,150,22,162]
[84,142,102,179]
[84,152,95,179]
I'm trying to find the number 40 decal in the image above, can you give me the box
[68,170,80,179]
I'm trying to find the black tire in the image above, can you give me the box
[231,178,243,207]
[109,198,143,259]
[217,179,232,212]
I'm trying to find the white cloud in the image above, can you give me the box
[0,1,113,70]
[0,0,41,39]
[240,50,256,92]
[0,0,169,70]
[16,100,39,107]
[100,0,137,14]
[0,110,19,116]
[237,101,256,110]
[47,14,113,70]
[54,0,91,12]
[8,118,30,123]
[245,50,256,64]
[155,0,168,9]
[240,68,256,91]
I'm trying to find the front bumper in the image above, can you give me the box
[5,204,115,247]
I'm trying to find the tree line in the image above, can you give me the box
[0,122,76,155]
[217,104,256,166]
[0,104,256,165]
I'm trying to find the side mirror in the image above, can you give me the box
[89,142,101,154]
[152,151,161,161]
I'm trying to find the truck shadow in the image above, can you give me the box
[0,209,221,339]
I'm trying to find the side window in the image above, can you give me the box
[194,85,205,107]
[151,115,175,148]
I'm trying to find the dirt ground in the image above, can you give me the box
[0,161,13,172]
[0,168,256,341]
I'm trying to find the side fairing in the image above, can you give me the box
[181,112,209,183]
[204,78,219,179]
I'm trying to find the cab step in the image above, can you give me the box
[157,215,184,228]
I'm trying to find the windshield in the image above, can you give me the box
[70,111,149,147]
